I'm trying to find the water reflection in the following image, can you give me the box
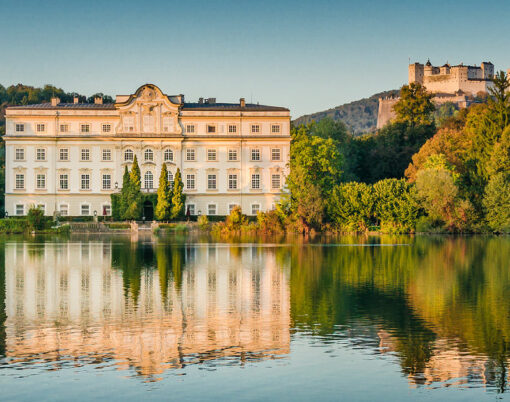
[0,235,509,394]
[2,240,290,381]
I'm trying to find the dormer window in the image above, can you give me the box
[124,149,134,162]
[144,149,154,161]
[80,124,90,133]
[15,124,25,132]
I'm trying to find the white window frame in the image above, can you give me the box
[80,124,90,133]
[251,124,260,134]
[102,123,112,133]
[102,204,112,216]
[124,149,134,162]
[207,149,217,161]
[271,148,281,161]
[36,148,46,161]
[36,174,46,190]
[251,173,261,190]
[81,148,90,161]
[59,204,69,216]
[102,174,112,190]
[185,124,195,134]
[271,124,281,134]
[186,148,196,161]
[207,174,217,190]
[59,124,69,133]
[164,148,174,162]
[15,174,25,190]
[15,204,24,216]
[59,148,69,161]
[36,123,46,133]
[144,148,154,161]
[207,203,217,216]
[81,174,90,190]
[102,148,112,161]
[81,204,91,216]
[144,171,154,189]
[271,174,281,189]
[167,171,174,187]
[251,203,261,215]
[228,204,239,214]
[15,148,25,161]
[251,148,261,162]
[15,123,25,132]
[186,174,196,190]
[59,173,69,190]
[228,124,237,133]
[186,204,196,215]
[228,174,238,190]
[228,149,238,161]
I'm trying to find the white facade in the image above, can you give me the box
[4,84,291,217]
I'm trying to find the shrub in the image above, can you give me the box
[197,214,209,230]
[0,218,29,233]
[257,210,285,234]
[27,206,47,230]
[328,182,374,231]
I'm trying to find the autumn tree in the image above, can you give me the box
[393,82,435,127]
[171,168,185,219]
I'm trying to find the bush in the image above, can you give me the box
[27,206,48,230]
[0,218,29,233]
[328,182,374,231]
[197,214,209,230]
[257,210,285,234]
[106,222,131,230]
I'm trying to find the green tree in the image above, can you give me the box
[328,182,374,231]
[171,168,185,219]
[117,166,131,219]
[123,156,142,220]
[393,82,435,127]
[483,172,510,233]
[155,164,172,221]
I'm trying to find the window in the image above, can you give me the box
[80,124,90,133]
[36,174,46,189]
[81,204,90,216]
[36,123,45,133]
[207,149,217,161]
[164,149,173,162]
[37,204,45,215]
[186,148,195,161]
[15,174,24,189]
[60,124,69,133]
[271,148,281,161]
[81,148,90,161]
[36,148,46,161]
[59,204,68,216]
[228,124,237,133]
[271,124,281,133]
[124,116,134,132]
[251,149,261,161]
[102,124,111,133]
[103,205,112,216]
[59,174,69,190]
[207,204,217,215]
[207,174,217,190]
[102,149,112,161]
[229,204,239,214]
[228,149,238,161]
[207,125,216,133]
[143,171,153,189]
[144,149,154,161]
[185,124,195,134]
[124,149,134,161]
[186,204,196,215]
[15,124,24,132]
[167,171,174,187]
[271,174,281,189]
[15,148,24,161]
[228,174,238,190]
[102,174,111,190]
[186,174,195,190]
[59,148,69,161]
[251,204,260,215]
[81,174,90,190]
[251,124,260,133]
[16,204,24,216]
[251,173,260,189]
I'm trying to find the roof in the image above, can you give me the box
[182,102,289,112]
[8,102,116,110]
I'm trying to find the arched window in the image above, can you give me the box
[167,171,174,188]
[144,148,154,161]
[164,148,173,162]
[124,149,134,161]
[144,171,153,189]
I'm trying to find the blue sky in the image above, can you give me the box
[1,0,509,118]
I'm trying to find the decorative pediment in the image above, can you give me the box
[115,84,183,136]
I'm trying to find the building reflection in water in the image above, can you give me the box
[4,241,290,380]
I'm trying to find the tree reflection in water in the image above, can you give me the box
[0,234,509,391]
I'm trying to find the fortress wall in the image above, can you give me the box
[376,98,398,129]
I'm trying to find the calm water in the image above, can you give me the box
[0,233,509,401]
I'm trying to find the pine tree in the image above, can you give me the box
[118,166,130,219]
[124,155,142,220]
[155,164,171,220]
[171,168,185,219]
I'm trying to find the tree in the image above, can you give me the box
[487,70,510,131]
[171,168,185,219]
[123,156,142,220]
[483,172,510,233]
[117,166,131,219]
[155,164,172,221]
[328,182,374,231]
[393,82,435,127]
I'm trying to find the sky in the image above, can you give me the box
[1,0,510,118]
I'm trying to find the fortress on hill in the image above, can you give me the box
[377,60,497,128]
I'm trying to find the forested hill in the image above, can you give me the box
[293,89,399,135]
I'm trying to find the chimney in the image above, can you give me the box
[73,96,79,104]
[240,98,246,107]
[51,97,60,107]
[94,96,103,105]
[198,97,204,104]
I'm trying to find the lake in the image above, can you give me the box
[0,233,509,401]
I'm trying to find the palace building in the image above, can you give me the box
[4,84,291,218]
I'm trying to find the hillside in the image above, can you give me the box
[293,89,399,135]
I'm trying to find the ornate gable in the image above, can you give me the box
[115,84,183,135]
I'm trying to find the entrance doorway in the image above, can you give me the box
[143,200,154,221]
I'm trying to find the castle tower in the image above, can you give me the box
[481,62,494,79]
[409,62,424,84]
